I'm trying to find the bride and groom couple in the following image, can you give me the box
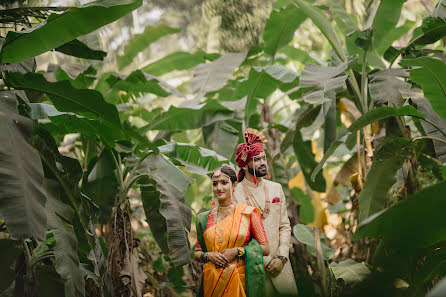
[194,128,299,297]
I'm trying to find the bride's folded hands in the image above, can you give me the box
[208,252,229,267]
[221,247,238,263]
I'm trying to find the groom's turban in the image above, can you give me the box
[235,127,267,169]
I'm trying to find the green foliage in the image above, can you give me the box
[237,67,277,127]
[1,0,446,295]
[262,4,307,57]
[330,0,358,35]
[138,153,193,266]
[290,188,314,223]
[117,24,180,69]
[190,52,247,95]
[293,224,334,259]
[142,50,220,76]
[4,72,122,128]
[0,0,142,63]
[400,57,446,120]
[145,100,234,131]
[0,92,47,241]
[45,180,84,297]
[294,0,346,61]
[358,137,415,222]
[83,149,118,224]
[293,131,326,192]
[372,0,408,52]
[54,39,107,60]
[159,142,228,175]
[329,259,370,285]
[354,181,446,251]
[312,106,426,181]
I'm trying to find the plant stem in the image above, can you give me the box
[412,136,446,145]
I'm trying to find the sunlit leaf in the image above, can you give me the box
[144,100,234,131]
[191,52,246,96]
[0,0,142,63]
[117,24,180,69]
[142,50,220,76]
[4,72,121,128]
[263,5,307,56]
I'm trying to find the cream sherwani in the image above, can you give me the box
[234,178,298,296]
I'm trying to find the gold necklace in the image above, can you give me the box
[242,183,270,219]
[215,205,234,243]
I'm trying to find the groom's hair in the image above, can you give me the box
[237,168,246,182]
[210,165,237,184]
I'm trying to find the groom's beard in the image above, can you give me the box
[248,164,267,177]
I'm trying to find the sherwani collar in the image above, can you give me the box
[242,177,265,188]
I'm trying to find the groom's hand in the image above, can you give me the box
[266,258,284,276]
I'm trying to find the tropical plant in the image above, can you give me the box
[1,0,445,296]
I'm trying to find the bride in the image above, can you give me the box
[194,164,270,297]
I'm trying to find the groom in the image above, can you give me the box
[233,128,298,296]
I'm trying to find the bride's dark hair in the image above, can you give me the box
[210,164,237,184]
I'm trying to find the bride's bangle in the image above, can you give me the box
[200,252,207,262]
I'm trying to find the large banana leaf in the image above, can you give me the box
[4,72,121,128]
[262,4,307,57]
[144,100,234,131]
[293,0,346,61]
[386,2,446,64]
[278,46,321,66]
[142,50,220,76]
[293,224,334,259]
[202,121,240,160]
[0,92,47,240]
[136,154,193,266]
[83,149,118,223]
[293,131,326,192]
[329,259,370,285]
[29,103,125,148]
[371,0,407,51]
[290,188,314,223]
[400,57,446,120]
[107,70,170,99]
[410,93,446,163]
[330,0,358,35]
[311,106,426,181]
[413,0,446,46]
[55,39,106,60]
[190,52,246,95]
[117,24,180,69]
[158,142,228,175]
[45,179,85,297]
[354,180,446,251]
[0,0,142,63]
[236,67,277,127]
[358,137,415,222]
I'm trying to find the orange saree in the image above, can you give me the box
[196,204,268,297]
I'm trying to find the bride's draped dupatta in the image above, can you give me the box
[196,204,266,297]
